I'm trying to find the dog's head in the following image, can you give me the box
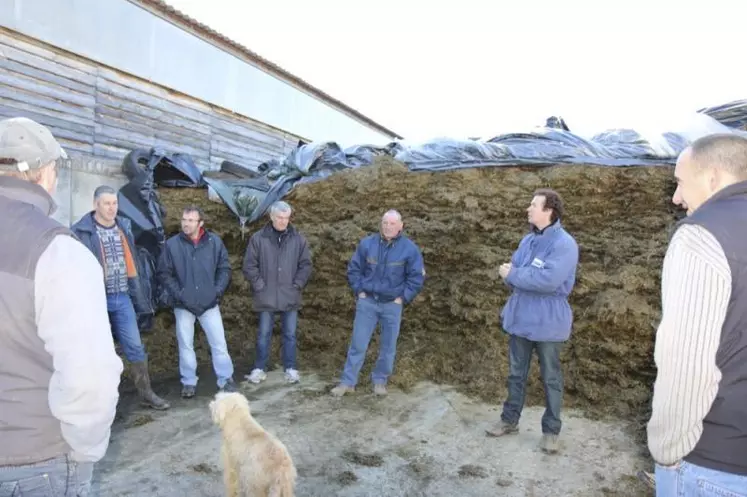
[209,391,251,426]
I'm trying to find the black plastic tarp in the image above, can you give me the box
[200,110,747,225]
[116,147,205,330]
[111,104,747,329]
[122,148,204,188]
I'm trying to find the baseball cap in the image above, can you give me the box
[0,117,67,172]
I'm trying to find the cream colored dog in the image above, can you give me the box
[209,391,297,497]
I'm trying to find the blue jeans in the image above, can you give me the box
[340,296,403,387]
[174,306,235,388]
[501,334,564,435]
[656,460,747,496]
[106,292,146,363]
[0,455,93,496]
[254,310,298,371]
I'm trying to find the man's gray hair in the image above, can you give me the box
[269,201,292,216]
[690,133,747,180]
[93,185,117,201]
[382,209,402,222]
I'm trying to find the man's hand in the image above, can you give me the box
[499,263,512,279]
[394,297,403,305]
[358,292,367,299]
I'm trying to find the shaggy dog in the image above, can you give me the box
[209,391,297,497]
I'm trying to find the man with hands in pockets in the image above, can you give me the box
[158,205,237,398]
[331,209,426,397]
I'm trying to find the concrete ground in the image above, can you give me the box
[93,369,653,497]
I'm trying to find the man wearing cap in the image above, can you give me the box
[0,117,123,494]
[71,184,170,410]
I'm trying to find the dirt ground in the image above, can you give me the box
[94,369,652,497]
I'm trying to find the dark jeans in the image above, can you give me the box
[253,310,298,371]
[106,292,146,363]
[501,334,564,435]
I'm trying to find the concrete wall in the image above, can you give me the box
[53,158,128,227]
[1,0,397,147]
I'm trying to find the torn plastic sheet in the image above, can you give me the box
[122,148,204,188]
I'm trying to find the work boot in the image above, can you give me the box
[540,434,560,454]
[131,360,170,410]
[330,384,354,397]
[485,421,519,437]
[181,385,196,399]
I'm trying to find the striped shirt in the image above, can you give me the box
[647,224,731,465]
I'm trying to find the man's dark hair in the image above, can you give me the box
[93,185,117,201]
[183,204,204,221]
[534,188,565,223]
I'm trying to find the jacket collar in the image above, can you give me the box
[76,210,131,233]
[531,219,561,236]
[261,222,295,237]
[0,176,57,216]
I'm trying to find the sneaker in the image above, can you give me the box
[540,434,560,454]
[485,421,519,437]
[245,369,267,384]
[181,385,196,399]
[285,369,300,384]
[373,384,387,396]
[330,384,354,397]
[220,378,238,392]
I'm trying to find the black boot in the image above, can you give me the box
[131,359,170,410]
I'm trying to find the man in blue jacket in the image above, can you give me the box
[331,210,425,397]
[486,188,579,454]
[71,185,170,410]
[157,205,236,398]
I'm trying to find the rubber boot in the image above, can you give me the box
[131,359,170,410]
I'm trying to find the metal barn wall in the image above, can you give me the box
[0,0,397,148]
[0,28,301,171]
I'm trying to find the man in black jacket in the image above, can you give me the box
[72,185,169,410]
[243,201,312,384]
[157,205,236,398]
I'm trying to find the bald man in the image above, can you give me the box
[647,133,747,495]
[331,210,425,396]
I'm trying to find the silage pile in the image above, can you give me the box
[144,156,679,429]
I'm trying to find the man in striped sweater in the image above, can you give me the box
[647,133,747,495]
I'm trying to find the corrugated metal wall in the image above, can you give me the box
[0,28,301,171]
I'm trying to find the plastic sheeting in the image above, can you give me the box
[116,148,205,329]
[122,148,204,188]
[698,99,747,130]
[111,105,747,323]
[202,111,743,223]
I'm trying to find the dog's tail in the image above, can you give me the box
[268,470,296,497]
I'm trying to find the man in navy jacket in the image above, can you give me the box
[331,210,425,397]
[72,185,169,410]
[486,188,579,454]
[157,205,236,398]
